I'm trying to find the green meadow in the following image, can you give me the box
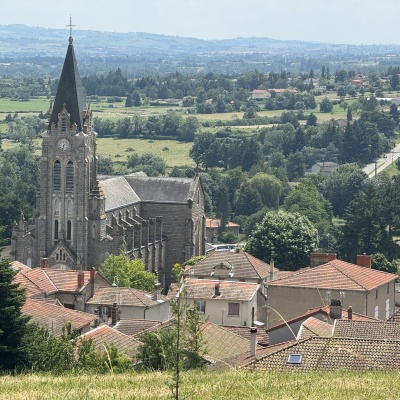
[1,370,399,400]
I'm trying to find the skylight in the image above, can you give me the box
[287,354,302,364]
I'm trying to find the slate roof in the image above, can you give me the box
[86,287,167,307]
[297,317,333,340]
[333,319,400,340]
[124,176,196,204]
[184,251,270,281]
[78,325,140,358]
[49,37,86,131]
[22,298,96,336]
[245,336,400,371]
[182,279,260,301]
[267,259,397,291]
[114,319,163,337]
[100,176,141,211]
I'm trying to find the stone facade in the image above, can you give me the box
[10,36,205,286]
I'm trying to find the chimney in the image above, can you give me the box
[77,271,85,289]
[111,302,118,325]
[153,282,162,301]
[347,306,353,320]
[329,299,342,319]
[90,267,96,298]
[214,283,220,297]
[356,254,372,268]
[269,260,275,281]
[40,258,49,269]
[310,253,336,267]
[250,327,257,357]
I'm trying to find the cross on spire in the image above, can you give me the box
[66,15,76,44]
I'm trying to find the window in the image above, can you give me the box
[54,220,59,240]
[66,161,74,192]
[53,161,61,191]
[195,300,206,314]
[67,220,72,241]
[228,302,239,316]
[386,299,390,319]
[374,305,379,319]
[376,289,379,299]
[287,354,302,364]
[61,117,67,132]
[387,283,390,294]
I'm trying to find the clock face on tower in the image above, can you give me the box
[58,139,70,151]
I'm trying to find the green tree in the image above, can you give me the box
[306,113,317,127]
[0,259,31,371]
[319,98,333,113]
[99,253,156,291]
[371,253,398,274]
[246,210,319,271]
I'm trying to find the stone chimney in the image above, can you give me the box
[347,306,353,320]
[40,258,49,269]
[356,254,371,268]
[111,302,119,325]
[77,271,85,289]
[153,282,162,301]
[310,253,336,267]
[329,299,342,319]
[214,283,220,297]
[250,327,257,357]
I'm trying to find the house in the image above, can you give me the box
[180,278,267,327]
[244,336,400,371]
[184,250,277,284]
[22,298,96,336]
[310,161,339,175]
[77,325,140,361]
[250,90,271,100]
[266,257,397,328]
[14,260,111,311]
[114,319,165,337]
[296,317,333,340]
[266,301,376,346]
[86,284,170,322]
[205,218,240,243]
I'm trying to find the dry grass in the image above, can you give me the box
[1,369,400,400]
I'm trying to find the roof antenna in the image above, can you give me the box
[66,15,76,44]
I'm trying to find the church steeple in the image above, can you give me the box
[49,30,87,132]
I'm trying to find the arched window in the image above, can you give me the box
[54,198,60,216]
[66,161,74,192]
[53,161,61,191]
[67,199,73,217]
[67,220,72,241]
[54,220,59,240]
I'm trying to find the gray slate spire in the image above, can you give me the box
[49,36,86,131]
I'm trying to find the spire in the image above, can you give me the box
[48,24,86,132]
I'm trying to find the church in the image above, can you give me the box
[10,33,206,286]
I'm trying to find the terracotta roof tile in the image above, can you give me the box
[114,319,163,336]
[268,259,396,291]
[333,319,400,340]
[388,308,400,323]
[246,336,400,371]
[14,272,45,298]
[87,287,168,307]
[297,317,333,340]
[22,298,96,336]
[78,325,140,358]
[182,279,260,301]
[10,260,31,273]
[221,325,269,346]
[185,251,271,281]
[44,269,92,292]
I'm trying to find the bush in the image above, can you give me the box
[218,231,237,243]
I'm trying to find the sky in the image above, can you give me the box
[1,0,399,45]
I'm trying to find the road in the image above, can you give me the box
[362,143,400,178]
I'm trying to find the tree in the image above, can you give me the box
[99,254,156,291]
[319,98,333,113]
[0,259,31,371]
[246,210,319,271]
[306,113,317,127]
[371,253,398,274]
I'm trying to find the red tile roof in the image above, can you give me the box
[87,287,168,307]
[22,298,96,336]
[333,319,400,340]
[78,325,140,358]
[268,259,397,291]
[297,317,333,340]
[182,279,261,301]
[245,336,400,371]
[388,308,400,323]
[10,260,31,273]
[205,218,240,229]
[114,319,163,337]
[185,251,271,281]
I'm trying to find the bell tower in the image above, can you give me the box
[36,32,97,269]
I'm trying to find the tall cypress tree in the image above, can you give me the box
[0,260,30,371]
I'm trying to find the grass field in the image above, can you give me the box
[1,369,399,400]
